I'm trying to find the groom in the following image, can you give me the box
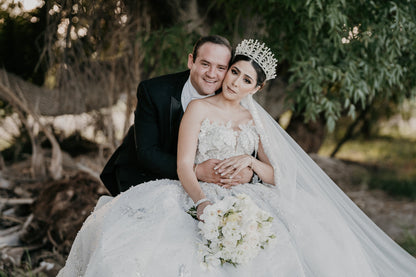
[100,35,253,196]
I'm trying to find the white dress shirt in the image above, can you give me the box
[181,78,214,111]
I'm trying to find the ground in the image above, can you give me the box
[0,152,415,276]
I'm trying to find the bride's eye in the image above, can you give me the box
[231,68,238,75]
[244,78,252,84]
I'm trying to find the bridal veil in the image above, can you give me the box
[242,94,416,276]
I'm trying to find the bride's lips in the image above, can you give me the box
[226,86,237,94]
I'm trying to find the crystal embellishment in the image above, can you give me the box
[235,39,278,80]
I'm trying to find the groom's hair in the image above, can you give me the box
[192,35,232,62]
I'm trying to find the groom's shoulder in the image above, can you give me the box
[140,70,189,89]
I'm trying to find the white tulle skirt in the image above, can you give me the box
[57,179,386,277]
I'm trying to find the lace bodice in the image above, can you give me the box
[195,118,259,164]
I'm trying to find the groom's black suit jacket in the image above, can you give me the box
[100,70,190,196]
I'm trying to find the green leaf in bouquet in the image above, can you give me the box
[186,206,198,220]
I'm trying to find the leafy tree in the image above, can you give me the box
[132,0,416,151]
[202,0,416,132]
[1,0,415,145]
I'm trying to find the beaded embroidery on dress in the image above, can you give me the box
[195,118,258,164]
[58,117,393,277]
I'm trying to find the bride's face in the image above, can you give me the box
[222,60,260,100]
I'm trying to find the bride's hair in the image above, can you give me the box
[231,55,266,86]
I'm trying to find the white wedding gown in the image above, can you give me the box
[58,118,415,277]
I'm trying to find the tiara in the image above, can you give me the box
[235,39,277,80]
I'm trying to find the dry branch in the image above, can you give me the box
[0,69,114,116]
[0,73,63,180]
[0,198,34,205]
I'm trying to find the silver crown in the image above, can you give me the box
[235,39,277,80]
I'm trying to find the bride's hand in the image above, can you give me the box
[196,201,211,221]
[215,155,254,182]
[195,158,248,188]
[219,166,253,188]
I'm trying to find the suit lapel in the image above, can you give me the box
[169,72,188,144]
[169,70,189,149]
[170,96,184,126]
[170,73,186,125]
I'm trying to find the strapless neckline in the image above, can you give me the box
[200,118,254,133]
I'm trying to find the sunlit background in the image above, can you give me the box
[13,0,43,10]
[0,1,415,275]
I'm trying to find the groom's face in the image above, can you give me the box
[187,42,231,96]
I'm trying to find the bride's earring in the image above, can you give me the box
[251,84,264,95]
[250,87,260,95]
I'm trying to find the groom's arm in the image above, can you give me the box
[133,81,178,179]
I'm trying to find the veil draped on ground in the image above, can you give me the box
[242,94,416,276]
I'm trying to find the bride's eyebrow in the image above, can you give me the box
[232,65,241,73]
[233,65,254,81]
[244,73,254,81]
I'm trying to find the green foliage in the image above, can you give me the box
[184,0,416,130]
[186,206,198,220]
[320,133,416,199]
[400,234,416,257]
[369,174,416,199]
[1,0,415,131]
[139,25,200,78]
[261,0,416,130]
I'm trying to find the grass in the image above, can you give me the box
[0,250,47,277]
[368,175,416,199]
[320,133,416,258]
[319,135,416,199]
[399,234,416,257]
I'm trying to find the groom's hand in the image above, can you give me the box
[195,159,223,183]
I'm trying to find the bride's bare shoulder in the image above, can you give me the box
[186,98,216,113]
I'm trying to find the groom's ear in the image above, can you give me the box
[187,54,194,70]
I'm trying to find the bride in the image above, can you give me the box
[58,39,416,276]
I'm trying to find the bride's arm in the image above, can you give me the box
[216,141,275,185]
[251,141,275,185]
[177,101,210,207]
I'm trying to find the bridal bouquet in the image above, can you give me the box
[197,194,276,269]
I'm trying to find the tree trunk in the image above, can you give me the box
[330,108,368,157]
[286,113,326,153]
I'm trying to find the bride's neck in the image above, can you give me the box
[214,94,242,111]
